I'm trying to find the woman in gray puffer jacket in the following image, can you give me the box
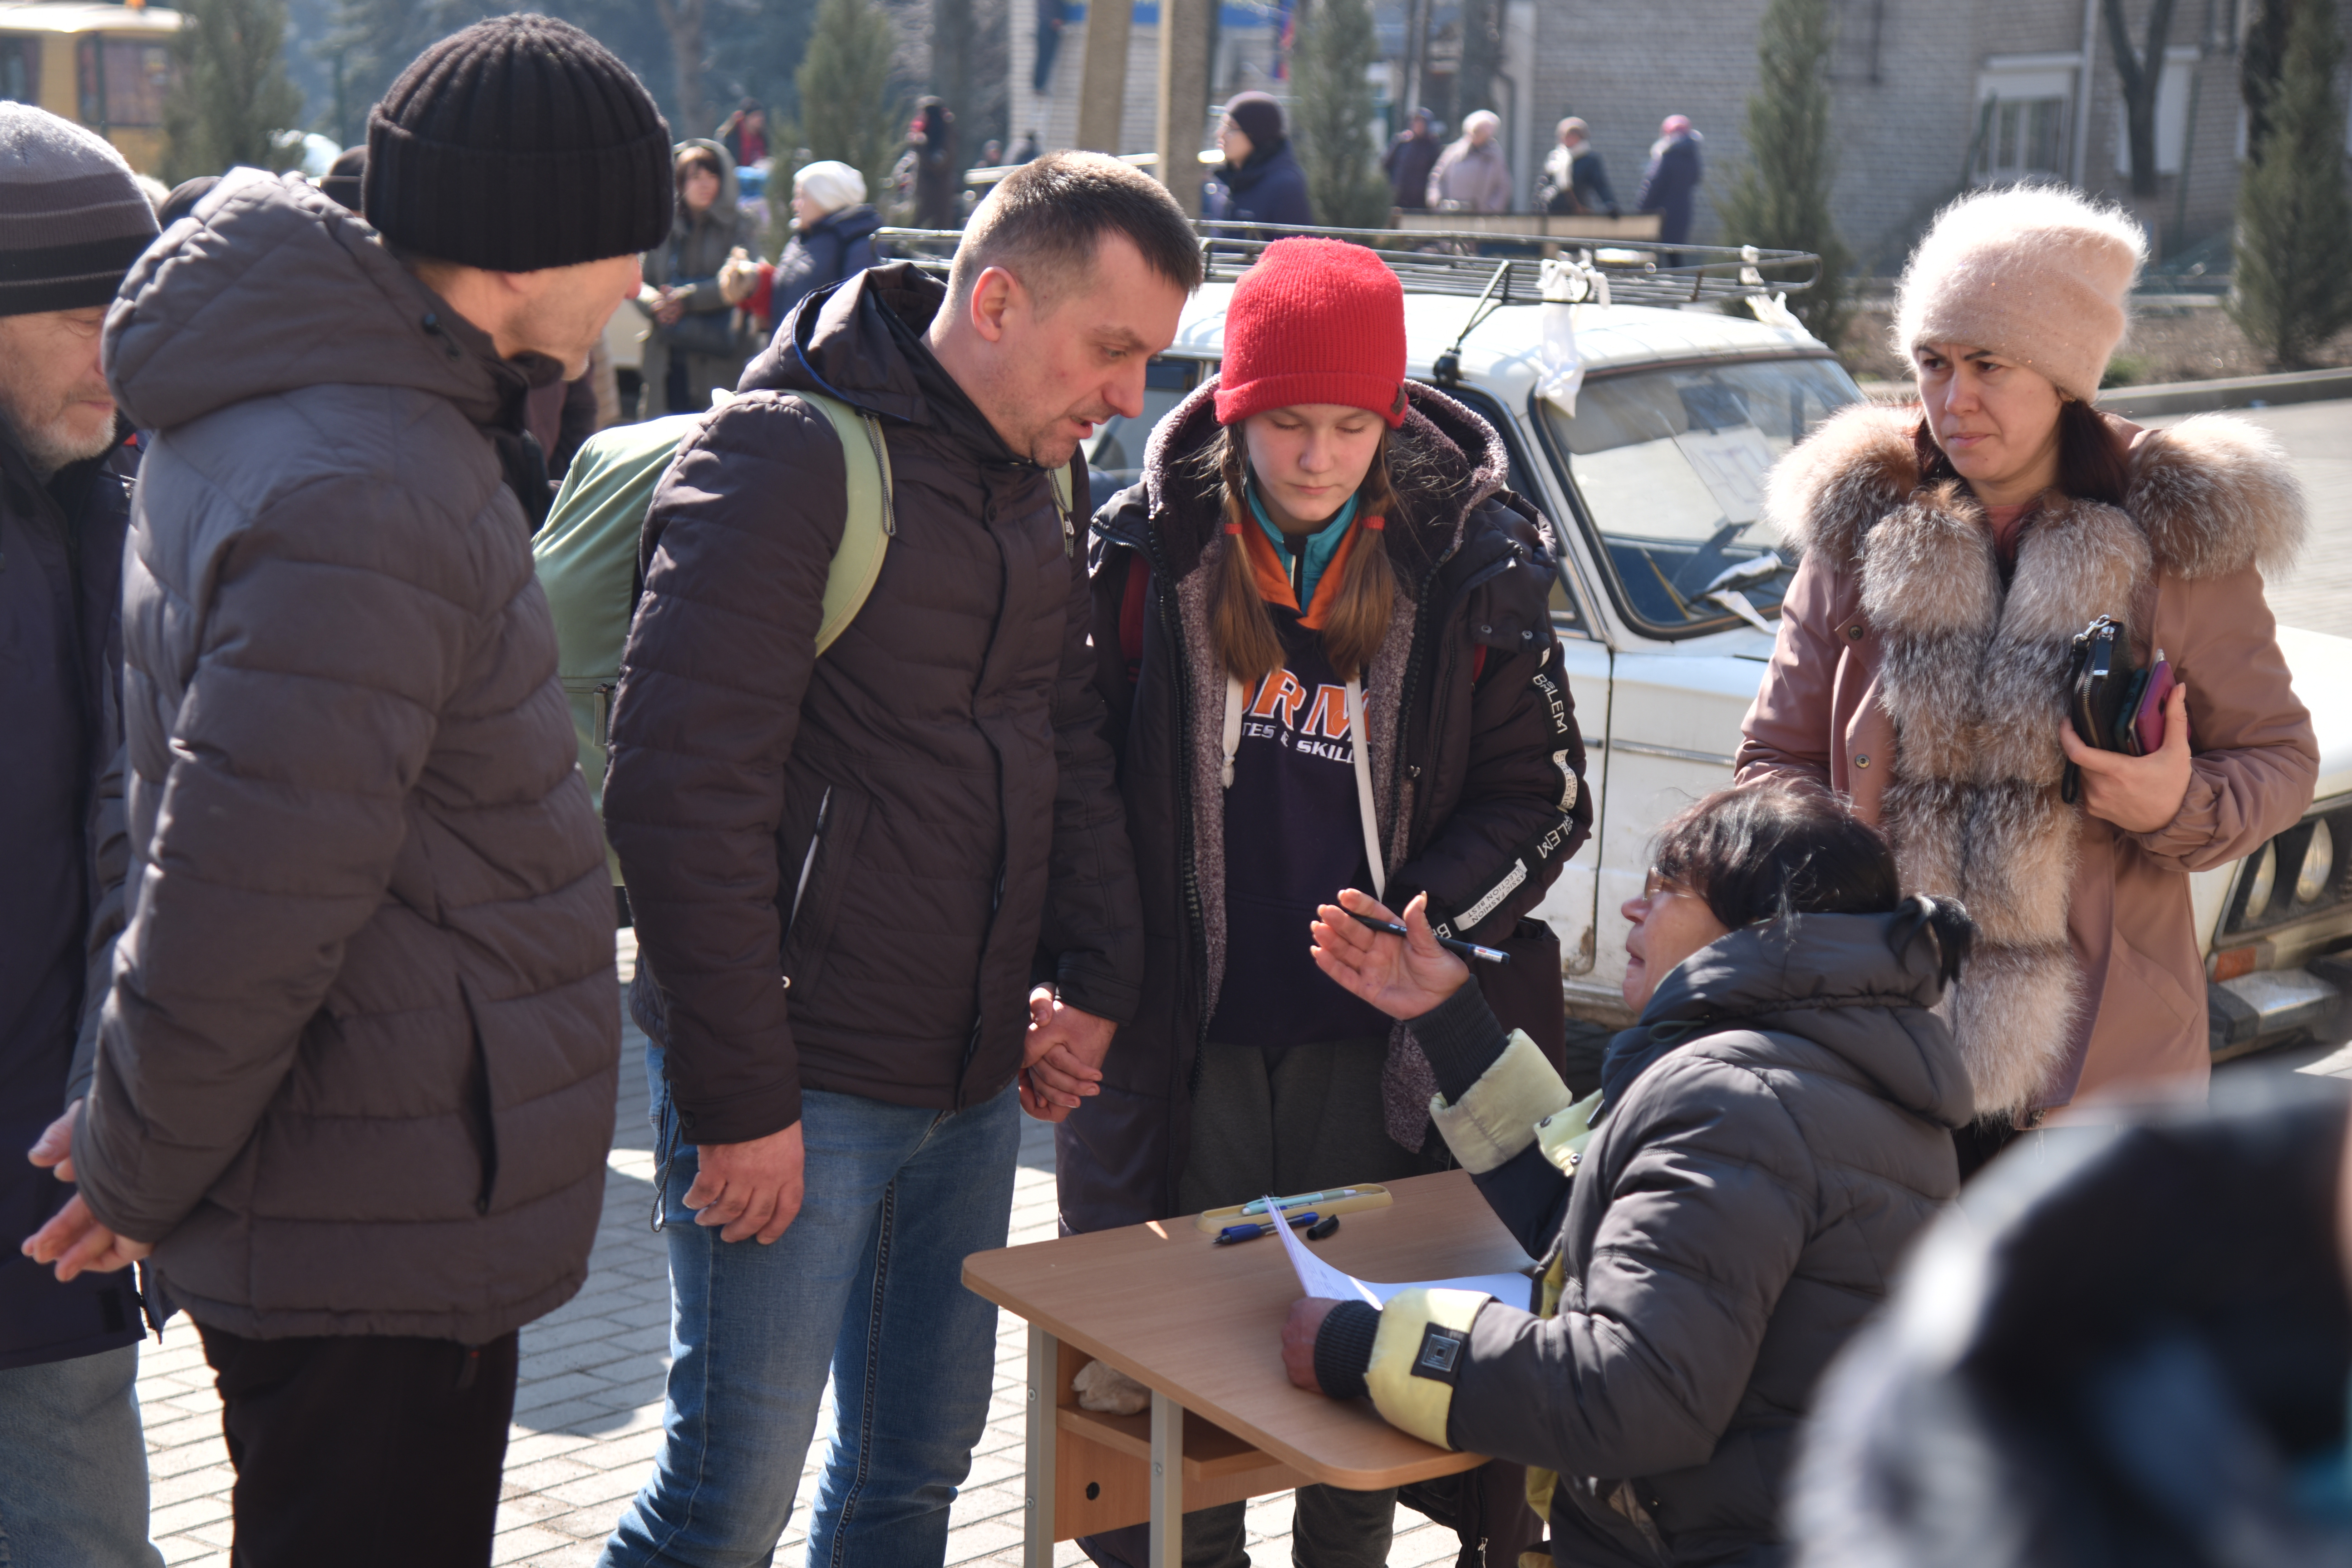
[1287,781,1977,1567]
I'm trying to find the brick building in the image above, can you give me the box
[1011,0,2339,274]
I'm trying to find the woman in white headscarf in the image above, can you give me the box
[718,160,885,338]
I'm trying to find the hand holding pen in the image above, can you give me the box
[1309,889,1476,1022]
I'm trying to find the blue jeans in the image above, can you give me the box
[600,1047,1021,1568]
[0,1344,163,1567]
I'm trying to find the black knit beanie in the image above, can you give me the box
[1223,91,1285,151]
[366,14,671,272]
[0,103,158,317]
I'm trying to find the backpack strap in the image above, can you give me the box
[794,391,895,656]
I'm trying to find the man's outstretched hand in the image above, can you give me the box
[1020,988,1116,1122]
[21,1099,151,1283]
[686,1121,805,1244]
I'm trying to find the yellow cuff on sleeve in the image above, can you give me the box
[1364,1287,1492,1449]
[1533,1089,1602,1176]
[1427,1031,1575,1175]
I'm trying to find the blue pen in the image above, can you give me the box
[1213,1211,1319,1246]
[1239,1189,1364,1218]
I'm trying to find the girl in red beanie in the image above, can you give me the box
[1036,236,1594,1568]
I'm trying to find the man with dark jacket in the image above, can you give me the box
[1535,118,1619,217]
[22,17,670,1564]
[1637,114,1704,253]
[0,102,163,1568]
[595,152,1195,1568]
[1383,107,1443,211]
[1205,91,1314,231]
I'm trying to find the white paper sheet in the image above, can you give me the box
[1268,1198,1535,1311]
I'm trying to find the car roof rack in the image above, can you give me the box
[872,221,1821,308]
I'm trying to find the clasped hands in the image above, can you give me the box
[19,1099,151,1283]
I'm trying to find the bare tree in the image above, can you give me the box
[653,0,709,139]
[1455,0,1500,125]
[2101,0,2179,198]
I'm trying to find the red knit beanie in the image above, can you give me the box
[1213,238,1409,428]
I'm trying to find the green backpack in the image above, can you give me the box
[531,391,897,882]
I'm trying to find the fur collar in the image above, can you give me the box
[1769,402,2305,580]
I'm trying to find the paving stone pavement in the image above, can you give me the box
[135,931,1466,1568]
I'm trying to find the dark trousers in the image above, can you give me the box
[197,1324,519,1568]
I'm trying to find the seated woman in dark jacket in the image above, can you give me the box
[1286,781,1978,1567]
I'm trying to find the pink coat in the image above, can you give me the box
[1737,405,2315,1119]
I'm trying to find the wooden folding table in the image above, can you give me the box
[961,1169,1536,1568]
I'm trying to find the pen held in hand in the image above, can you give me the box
[1346,909,1510,965]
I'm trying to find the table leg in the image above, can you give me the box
[1148,1390,1183,1568]
[1027,1324,1057,1568]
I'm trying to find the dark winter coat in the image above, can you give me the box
[1794,1080,2352,1568]
[1635,133,1703,245]
[770,202,883,328]
[0,423,144,1371]
[1363,912,1972,1567]
[1054,380,1590,1232]
[1384,130,1442,211]
[1206,138,1314,232]
[643,139,760,364]
[76,170,620,1343]
[1536,145,1618,216]
[604,263,1143,1146]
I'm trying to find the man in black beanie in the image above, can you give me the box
[20,16,669,1565]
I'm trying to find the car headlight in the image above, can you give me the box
[2240,841,2278,924]
[2297,819,2336,906]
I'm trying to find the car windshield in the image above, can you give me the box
[1540,356,1864,632]
[1086,359,1207,497]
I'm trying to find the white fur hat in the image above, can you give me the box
[1893,185,2148,402]
[793,160,866,216]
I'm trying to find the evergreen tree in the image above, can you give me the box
[1713,0,1854,348]
[2229,0,2352,368]
[1290,0,1388,227]
[164,0,305,182]
[790,0,904,211]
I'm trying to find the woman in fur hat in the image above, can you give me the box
[1038,236,1593,1568]
[1738,186,2316,1172]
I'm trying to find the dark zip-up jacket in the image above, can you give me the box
[1356,914,1973,1567]
[605,263,1143,1145]
[0,424,143,1370]
[76,170,620,1342]
[1054,379,1590,1231]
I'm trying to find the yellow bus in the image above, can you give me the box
[0,1,181,173]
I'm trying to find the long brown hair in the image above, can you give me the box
[1912,396,2131,508]
[1210,425,1400,686]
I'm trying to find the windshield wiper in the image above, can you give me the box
[1700,551,1787,633]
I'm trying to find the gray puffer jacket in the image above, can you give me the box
[74,170,619,1343]
[1331,911,1973,1567]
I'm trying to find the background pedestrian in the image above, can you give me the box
[1427,109,1511,215]
[910,95,960,228]
[1204,90,1313,232]
[1382,106,1443,212]
[1535,117,1618,217]
[718,159,881,339]
[639,139,761,416]
[1636,113,1703,254]
[0,99,164,1568]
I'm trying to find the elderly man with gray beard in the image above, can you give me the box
[0,103,164,1568]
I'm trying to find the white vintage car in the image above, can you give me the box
[1072,236,2352,1060]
